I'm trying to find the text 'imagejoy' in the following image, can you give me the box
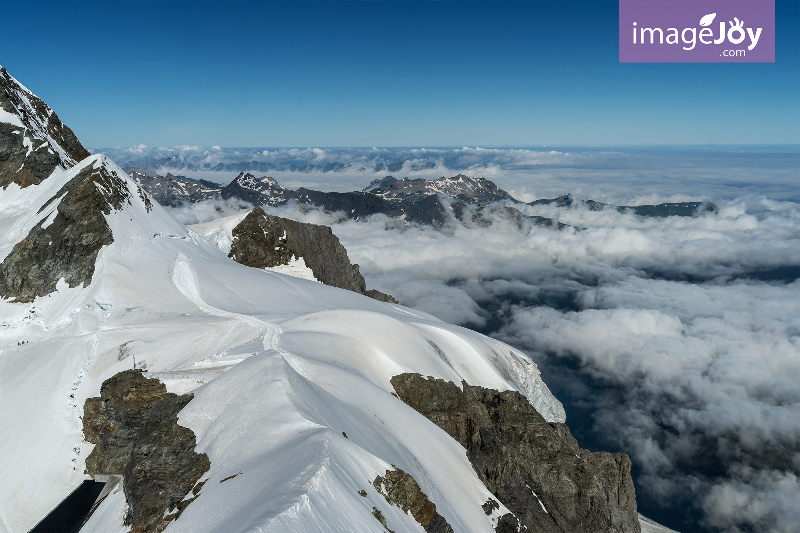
[619,0,775,62]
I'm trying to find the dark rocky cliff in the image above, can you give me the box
[0,162,142,303]
[391,373,640,533]
[0,66,90,176]
[228,207,398,302]
[0,119,62,189]
[83,370,210,533]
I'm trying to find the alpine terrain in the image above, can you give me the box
[0,66,668,533]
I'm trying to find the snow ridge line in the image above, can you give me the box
[170,253,286,358]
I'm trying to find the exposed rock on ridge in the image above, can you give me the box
[83,370,210,533]
[0,161,136,303]
[0,66,90,173]
[372,467,454,533]
[390,373,640,533]
[0,119,61,189]
[228,207,398,302]
[83,370,176,474]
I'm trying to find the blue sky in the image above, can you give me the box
[1,0,798,147]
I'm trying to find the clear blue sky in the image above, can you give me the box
[1,0,798,147]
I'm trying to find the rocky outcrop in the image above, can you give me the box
[372,467,454,533]
[0,121,61,189]
[0,66,90,171]
[228,207,398,302]
[83,370,175,473]
[390,373,640,533]
[0,162,136,303]
[123,394,210,533]
[83,370,210,533]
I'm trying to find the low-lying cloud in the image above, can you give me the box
[245,194,800,533]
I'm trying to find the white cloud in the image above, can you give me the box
[169,197,253,225]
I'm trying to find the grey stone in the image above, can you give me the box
[0,66,90,168]
[373,467,454,533]
[229,207,399,303]
[390,373,640,533]
[82,370,209,533]
[83,370,175,475]
[0,164,132,303]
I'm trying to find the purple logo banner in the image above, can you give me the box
[619,0,775,62]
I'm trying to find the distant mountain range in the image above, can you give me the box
[127,168,717,229]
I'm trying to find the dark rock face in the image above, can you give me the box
[83,370,175,474]
[373,467,454,533]
[83,370,210,533]
[366,289,399,304]
[0,122,61,189]
[229,207,398,302]
[228,207,296,270]
[0,163,133,303]
[123,394,210,533]
[0,66,90,169]
[390,374,640,533]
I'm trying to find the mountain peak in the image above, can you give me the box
[220,171,285,205]
[0,66,90,171]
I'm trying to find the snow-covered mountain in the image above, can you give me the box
[220,171,289,206]
[126,167,221,207]
[364,175,512,206]
[0,67,646,533]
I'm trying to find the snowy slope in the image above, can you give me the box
[0,156,564,531]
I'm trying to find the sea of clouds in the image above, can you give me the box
[155,146,799,533]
